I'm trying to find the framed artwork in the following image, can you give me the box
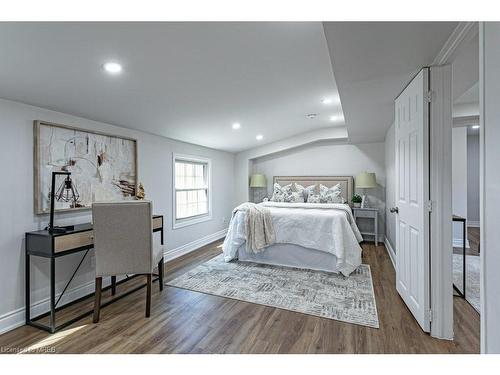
[34,120,138,214]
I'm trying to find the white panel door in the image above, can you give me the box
[394,69,430,332]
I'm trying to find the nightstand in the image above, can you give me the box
[352,207,378,246]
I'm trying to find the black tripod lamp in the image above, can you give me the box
[47,171,80,233]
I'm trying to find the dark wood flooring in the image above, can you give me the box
[0,240,480,354]
[453,227,480,256]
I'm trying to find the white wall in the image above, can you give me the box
[0,98,235,333]
[384,123,396,252]
[452,127,468,244]
[480,22,500,354]
[251,141,386,240]
[467,133,480,224]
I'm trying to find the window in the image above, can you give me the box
[173,154,211,228]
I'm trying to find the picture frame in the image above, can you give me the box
[34,120,138,215]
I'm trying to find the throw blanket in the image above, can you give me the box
[231,202,276,253]
[223,202,363,276]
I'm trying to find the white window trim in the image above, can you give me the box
[172,153,212,229]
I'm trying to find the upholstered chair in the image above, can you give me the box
[91,201,164,322]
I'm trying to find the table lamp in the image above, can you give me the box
[47,171,80,233]
[250,174,267,203]
[355,172,377,208]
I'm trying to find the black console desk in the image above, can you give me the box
[25,215,164,333]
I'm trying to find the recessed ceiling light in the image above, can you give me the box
[103,62,122,74]
[321,98,333,105]
[472,125,480,129]
[232,122,241,130]
[256,134,263,141]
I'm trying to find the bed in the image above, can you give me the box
[222,176,364,276]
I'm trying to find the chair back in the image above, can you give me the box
[92,201,153,277]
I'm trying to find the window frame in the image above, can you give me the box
[172,153,212,229]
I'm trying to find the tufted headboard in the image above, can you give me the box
[273,175,354,204]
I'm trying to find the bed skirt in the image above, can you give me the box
[237,243,339,274]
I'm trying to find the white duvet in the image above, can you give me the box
[222,202,364,276]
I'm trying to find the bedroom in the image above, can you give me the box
[1,2,500,370]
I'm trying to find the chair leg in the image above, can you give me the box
[158,258,164,292]
[111,276,116,295]
[93,277,102,323]
[145,274,152,318]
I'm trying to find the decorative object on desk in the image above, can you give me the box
[47,172,80,233]
[355,172,377,208]
[136,182,146,200]
[34,120,137,214]
[352,194,362,208]
[55,174,80,204]
[250,173,267,203]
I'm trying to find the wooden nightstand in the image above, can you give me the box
[352,207,378,246]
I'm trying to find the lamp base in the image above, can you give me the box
[46,225,75,233]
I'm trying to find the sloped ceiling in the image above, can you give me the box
[0,22,344,153]
[323,22,458,143]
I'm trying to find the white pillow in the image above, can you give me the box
[319,184,344,204]
[285,191,303,203]
[270,183,292,202]
[302,184,319,203]
[294,183,311,203]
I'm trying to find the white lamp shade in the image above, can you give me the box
[355,172,377,188]
[250,174,267,188]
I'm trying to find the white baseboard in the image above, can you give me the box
[0,228,228,335]
[0,276,113,335]
[467,221,480,228]
[163,228,227,262]
[453,238,470,248]
[384,237,396,270]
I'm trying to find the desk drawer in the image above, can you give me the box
[153,217,163,230]
[355,210,377,218]
[54,231,94,253]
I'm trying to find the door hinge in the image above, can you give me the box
[426,309,433,322]
[426,200,433,212]
[425,90,433,103]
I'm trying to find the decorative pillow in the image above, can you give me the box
[307,193,322,203]
[284,191,303,203]
[270,183,292,202]
[294,183,310,203]
[319,183,344,204]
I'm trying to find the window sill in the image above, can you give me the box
[173,214,212,229]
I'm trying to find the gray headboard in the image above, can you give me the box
[273,175,354,204]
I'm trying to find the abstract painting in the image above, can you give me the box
[34,120,137,214]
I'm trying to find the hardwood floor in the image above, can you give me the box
[0,240,479,354]
[453,226,480,256]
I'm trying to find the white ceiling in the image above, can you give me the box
[451,32,479,102]
[323,22,458,143]
[0,22,343,153]
[0,22,470,152]
[455,82,479,105]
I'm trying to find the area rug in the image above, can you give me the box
[453,254,480,313]
[167,254,379,328]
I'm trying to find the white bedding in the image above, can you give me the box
[222,202,363,276]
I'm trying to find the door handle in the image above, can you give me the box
[390,207,399,214]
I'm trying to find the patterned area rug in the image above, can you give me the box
[453,254,480,313]
[167,254,379,328]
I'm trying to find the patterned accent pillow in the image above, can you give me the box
[303,184,317,202]
[285,191,303,203]
[270,183,292,202]
[307,193,322,203]
[293,183,310,203]
[319,183,344,204]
